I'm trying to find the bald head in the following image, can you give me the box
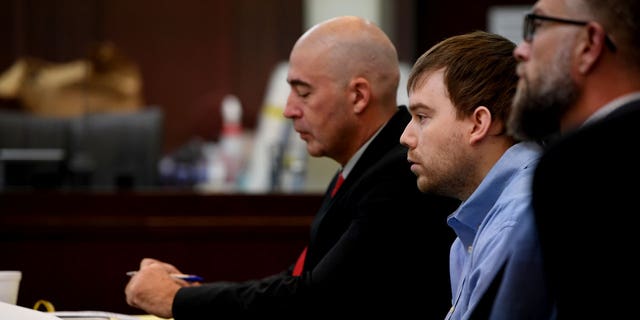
[290,16,400,106]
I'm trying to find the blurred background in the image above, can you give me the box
[0,0,532,193]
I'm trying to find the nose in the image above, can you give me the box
[283,92,300,119]
[400,122,416,149]
[513,40,530,63]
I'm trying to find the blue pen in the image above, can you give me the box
[126,271,204,282]
[172,274,204,282]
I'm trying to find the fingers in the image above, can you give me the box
[123,265,179,318]
[124,273,141,308]
[140,257,160,267]
[139,258,181,274]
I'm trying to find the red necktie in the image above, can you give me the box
[330,173,345,198]
[292,173,345,276]
[292,246,307,276]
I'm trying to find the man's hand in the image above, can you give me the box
[125,258,187,319]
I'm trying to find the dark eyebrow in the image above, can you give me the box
[287,78,311,88]
[408,101,432,114]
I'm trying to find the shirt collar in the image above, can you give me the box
[339,123,385,179]
[584,92,640,126]
[447,141,542,248]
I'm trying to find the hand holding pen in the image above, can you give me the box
[127,257,203,286]
[125,258,195,318]
[126,271,204,283]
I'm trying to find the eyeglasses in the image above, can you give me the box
[523,13,616,52]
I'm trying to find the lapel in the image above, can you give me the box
[603,98,640,121]
[308,106,411,244]
[343,105,410,186]
[309,170,342,241]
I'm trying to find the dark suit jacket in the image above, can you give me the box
[173,106,460,319]
[532,98,640,319]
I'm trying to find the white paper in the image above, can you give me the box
[0,301,62,320]
[53,311,140,320]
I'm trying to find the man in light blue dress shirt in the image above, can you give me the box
[401,31,554,319]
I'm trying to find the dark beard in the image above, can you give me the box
[508,75,577,144]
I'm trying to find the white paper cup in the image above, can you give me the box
[0,271,22,304]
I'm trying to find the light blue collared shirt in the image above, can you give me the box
[445,141,542,320]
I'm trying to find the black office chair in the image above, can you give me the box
[68,106,164,189]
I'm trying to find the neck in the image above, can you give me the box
[562,61,640,132]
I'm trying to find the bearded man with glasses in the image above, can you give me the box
[507,0,640,318]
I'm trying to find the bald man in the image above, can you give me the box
[125,16,459,319]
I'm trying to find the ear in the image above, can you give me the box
[577,22,607,74]
[350,77,371,114]
[468,106,493,145]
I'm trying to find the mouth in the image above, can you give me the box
[406,158,420,174]
[296,131,310,141]
[516,64,525,79]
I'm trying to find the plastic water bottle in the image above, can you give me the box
[219,94,245,190]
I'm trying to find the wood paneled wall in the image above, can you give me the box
[0,191,321,314]
[413,0,532,61]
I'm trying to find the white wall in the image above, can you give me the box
[487,5,531,45]
[302,0,408,105]
[303,0,391,37]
